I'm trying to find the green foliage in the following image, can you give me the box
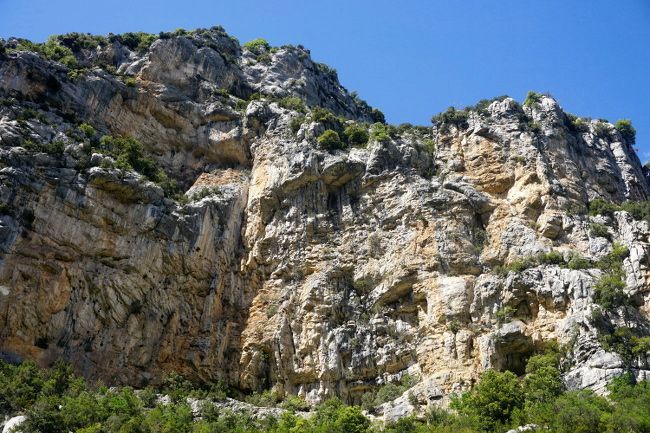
[523,91,543,107]
[495,305,515,324]
[596,242,629,273]
[56,32,108,51]
[17,107,46,122]
[521,353,564,406]
[344,123,369,147]
[615,119,636,144]
[84,135,178,197]
[245,389,282,407]
[422,138,436,154]
[589,222,610,239]
[5,358,650,433]
[124,77,137,87]
[465,95,510,116]
[566,113,590,134]
[451,370,523,432]
[360,375,419,412]
[281,394,309,411]
[371,108,386,124]
[78,123,97,139]
[11,36,78,68]
[109,32,157,53]
[519,390,611,433]
[566,252,593,270]
[369,122,392,143]
[289,115,305,134]
[600,327,650,367]
[593,273,626,309]
[311,106,337,124]
[431,107,469,131]
[537,250,564,265]
[243,38,271,55]
[161,371,194,403]
[589,198,650,229]
[23,139,66,155]
[591,242,629,309]
[316,62,338,78]
[588,198,618,217]
[317,129,344,151]
[278,96,306,113]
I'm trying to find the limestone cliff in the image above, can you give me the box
[0,27,649,417]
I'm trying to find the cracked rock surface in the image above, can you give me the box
[0,28,649,418]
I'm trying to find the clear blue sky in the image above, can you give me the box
[2,0,649,160]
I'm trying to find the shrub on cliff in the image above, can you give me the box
[317,130,344,150]
[278,96,306,113]
[109,32,157,53]
[615,119,636,144]
[243,38,271,55]
[344,123,369,147]
[10,37,78,68]
[371,108,386,124]
[431,107,469,131]
[523,91,543,107]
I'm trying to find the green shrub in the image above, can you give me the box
[93,135,178,196]
[56,33,108,51]
[281,394,309,411]
[620,200,650,223]
[589,198,650,227]
[214,88,230,98]
[593,273,627,309]
[317,129,344,150]
[523,91,543,107]
[521,390,611,433]
[451,370,523,432]
[311,106,337,124]
[588,198,618,217]
[371,108,386,124]
[245,389,281,407]
[124,77,137,87]
[615,119,636,144]
[289,115,305,134]
[596,242,629,273]
[109,32,157,53]
[589,222,610,238]
[78,123,96,138]
[466,95,510,116]
[343,123,369,147]
[431,107,469,130]
[278,96,306,113]
[537,250,564,265]
[243,38,271,54]
[369,122,391,143]
[600,327,643,366]
[495,305,515,324]
[566,252,593,270]
[566,114,589,133]
[521,354,564,406]
[422,138,436,154]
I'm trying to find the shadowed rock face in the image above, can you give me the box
[1,28,650,415]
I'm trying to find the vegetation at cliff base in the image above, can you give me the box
[2,356,650,433]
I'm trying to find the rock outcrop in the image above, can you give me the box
[0,27,649,419]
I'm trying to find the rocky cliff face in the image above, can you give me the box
[0,27,649,417]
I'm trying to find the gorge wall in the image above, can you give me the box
[0,27,649,416]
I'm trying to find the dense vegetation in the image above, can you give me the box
[2,355,650,433]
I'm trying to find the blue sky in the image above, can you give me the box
[2,0,649,160]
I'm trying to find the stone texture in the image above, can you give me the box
[1,28,650,422]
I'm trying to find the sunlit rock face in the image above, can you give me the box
[1,27,649,415]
